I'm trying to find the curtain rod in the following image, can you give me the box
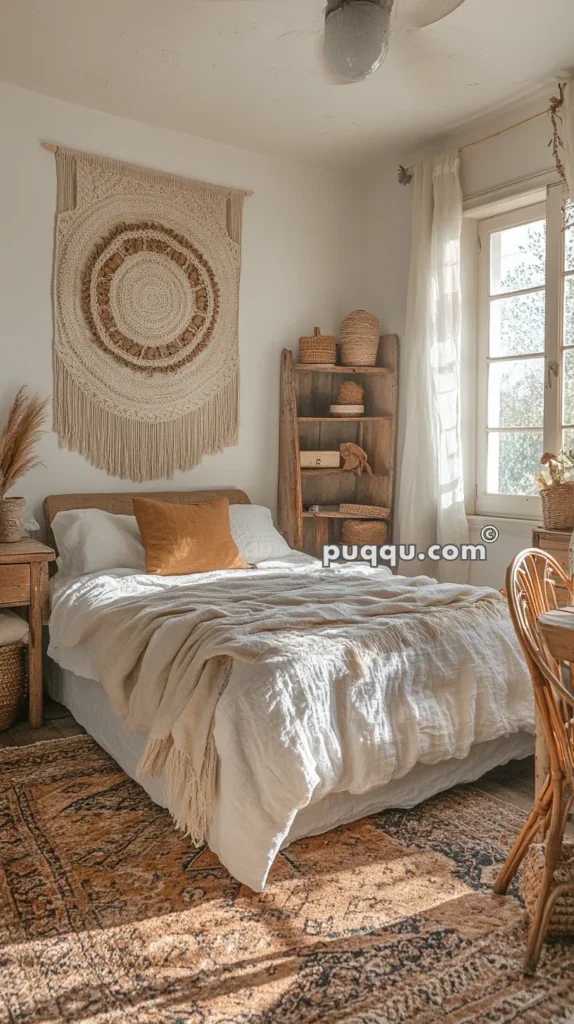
[397,106,552,186]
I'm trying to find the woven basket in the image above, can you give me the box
[339,503,390,519]
[340,310,380,366]
[520,841,574,937]
[299,327,336,365]
[338,380,364,405]
[540,483,574,530]
[342,520,388,546]
[0,497,25,543]
[0,642,27,730]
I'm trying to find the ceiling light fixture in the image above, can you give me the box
[323,0,395,83]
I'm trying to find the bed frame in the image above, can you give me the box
[44,489,251,552]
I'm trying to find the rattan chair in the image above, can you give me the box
[494,549,574,974]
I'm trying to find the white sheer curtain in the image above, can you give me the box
[397,152,469,583]
[562,83,574,577]
[563,80,574,197]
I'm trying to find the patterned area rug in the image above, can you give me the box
[0,736,572,1024]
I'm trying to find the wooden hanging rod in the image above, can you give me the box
[397,106,551,186]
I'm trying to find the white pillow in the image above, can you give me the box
[52,508,146,578]
[229,504,290,563]
[0,610,29,646]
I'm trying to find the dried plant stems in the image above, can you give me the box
[0,387,49,500]
[549,83,567,183]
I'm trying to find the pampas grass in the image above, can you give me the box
[0,388,49,500]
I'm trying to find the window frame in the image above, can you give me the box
[475,183,568,519]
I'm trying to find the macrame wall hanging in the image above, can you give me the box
[48,144,250,481]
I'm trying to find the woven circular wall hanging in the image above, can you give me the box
[51,147,250,481]
[83,222,220,374]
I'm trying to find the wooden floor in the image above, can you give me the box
[0,697,86,748]
[1,697,537,813]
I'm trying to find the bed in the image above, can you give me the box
[44,489,535,892]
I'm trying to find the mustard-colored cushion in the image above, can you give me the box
[133,497,249,576]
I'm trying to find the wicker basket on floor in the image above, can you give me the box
[299,327,337,365]
[0,642,27,730]
[540,482,574,530]
[520,841,574,937]
[342,520,388,546]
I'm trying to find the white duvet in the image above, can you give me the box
[49,555,533,890]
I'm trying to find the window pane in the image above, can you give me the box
[487,431,542,495]
[563,349,574,426]
[564,275,574,348]
[565,200,574,272]
[488,359,544,428]
[564,428,574,451]
[489,292,545,356]
[490,219,546,295]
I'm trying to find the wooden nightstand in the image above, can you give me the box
[0,539,56,728]
[532,525,573,606]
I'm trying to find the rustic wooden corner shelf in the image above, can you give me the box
[278,336,399,558]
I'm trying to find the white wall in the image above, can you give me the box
[0,82,362,527]
[359,93,559,587]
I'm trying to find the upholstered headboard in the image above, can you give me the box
[43,489,251,552]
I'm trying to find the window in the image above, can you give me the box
[476,184,572,517]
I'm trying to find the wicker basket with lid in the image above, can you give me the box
[331,380,365,417]
[298,327,336,365]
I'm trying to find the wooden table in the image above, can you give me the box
[532,526,573,607]
[535,606,574,790]
[0,539,56,728]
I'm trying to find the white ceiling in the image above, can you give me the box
[0,0,573,168]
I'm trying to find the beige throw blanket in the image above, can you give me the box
[49,565,520,844]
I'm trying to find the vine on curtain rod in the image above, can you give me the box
[397,84,568,186]
[549,83,567,182]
